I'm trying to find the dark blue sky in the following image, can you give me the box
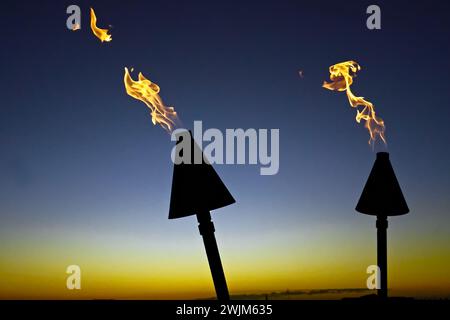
[0,0,449,297]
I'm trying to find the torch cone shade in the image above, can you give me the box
[356,152,409,216]
[169,130,235,219]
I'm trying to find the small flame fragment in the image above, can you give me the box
[323,61,386,145]
[123,67,177,133]
[90,8,112,42]
[72,23,80,31]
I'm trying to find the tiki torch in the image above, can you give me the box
[169,130,235,300]
[122,68,235,299]
[356,152,409,299]
[322,61,410,298]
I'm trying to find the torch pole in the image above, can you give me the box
[197,210,230,301]
[376,215,388,299]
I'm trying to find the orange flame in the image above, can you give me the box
[90,8,112,42]
[323,61,386,145]
[123,67,178,133]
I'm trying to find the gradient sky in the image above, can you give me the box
[0,0,449,299]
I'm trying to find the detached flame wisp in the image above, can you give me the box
[124,67,178,133]
[90,8,112,42]
[323,61,386,145]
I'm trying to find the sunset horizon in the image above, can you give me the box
[1,1,449,313]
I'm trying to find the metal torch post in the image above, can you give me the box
[197,210,230,301]
[376,215,388,299]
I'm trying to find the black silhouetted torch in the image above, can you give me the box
[169,130,235,300]
[356,152,409,299]
[122,68,234,300]
[322,61,410,299]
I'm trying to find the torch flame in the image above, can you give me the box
[323,61,386,145]
[123,67,178,133]
[90,8,112,42]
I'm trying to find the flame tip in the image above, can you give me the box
[323,61,386,145]
[124,68,178,132]
[90,8,112,43]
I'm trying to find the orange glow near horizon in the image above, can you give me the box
[1,224,449,300]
